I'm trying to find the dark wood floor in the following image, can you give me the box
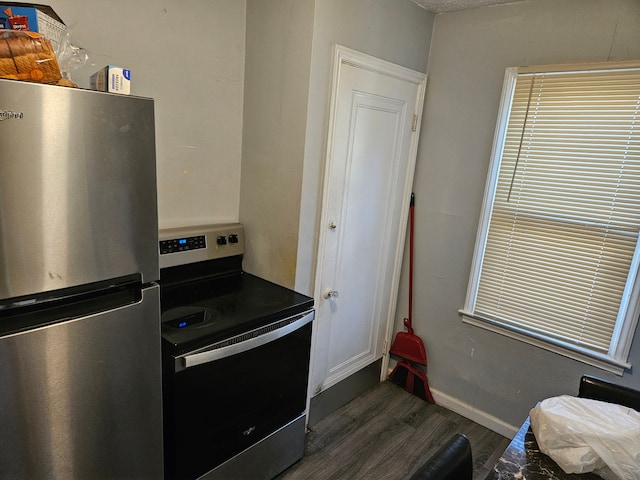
[276,381,510,480]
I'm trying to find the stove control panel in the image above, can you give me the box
[159,235,206,255]
[159,223,245,269]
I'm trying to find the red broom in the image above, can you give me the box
[389,193,434,403]
[389,193,427,365]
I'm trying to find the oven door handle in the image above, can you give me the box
[175,310,314,372]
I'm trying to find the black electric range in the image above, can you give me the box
[158,223,314,480]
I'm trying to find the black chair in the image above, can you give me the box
[408,433,473,480]
[578,375,640,411]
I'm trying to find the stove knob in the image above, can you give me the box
[217,235,227,245]
[228,234,239,244]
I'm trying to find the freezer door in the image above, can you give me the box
[0,284,163,479]
[0,79,159,301]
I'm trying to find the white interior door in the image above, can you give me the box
[310,46,426,396]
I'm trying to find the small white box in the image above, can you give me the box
[90,66,131,95]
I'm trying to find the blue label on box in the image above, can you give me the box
[123,69,131,81]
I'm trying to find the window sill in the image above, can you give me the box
[458,310,630,376]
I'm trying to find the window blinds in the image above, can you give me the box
[474,66,640,354]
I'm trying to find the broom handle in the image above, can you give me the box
[407,193,415,329]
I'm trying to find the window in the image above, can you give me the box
[461,62,640,374]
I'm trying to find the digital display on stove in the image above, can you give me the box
[160,235,206,255]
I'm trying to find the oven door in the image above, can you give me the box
[163,310,313,480]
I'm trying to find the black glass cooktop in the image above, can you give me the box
[160,264,313,355]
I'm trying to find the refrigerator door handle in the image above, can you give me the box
[174,310,314,372]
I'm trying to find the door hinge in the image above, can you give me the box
[411,114,418,132]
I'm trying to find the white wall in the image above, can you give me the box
[241,0,314,288]
[409,0,640,433]
[49,0,246,229]
[295,0,434,295]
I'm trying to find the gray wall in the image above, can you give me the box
[241,0,314,288]
[49,0,246,230]
[295,0,435,295]
[408,0,640,431]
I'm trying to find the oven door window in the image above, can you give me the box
[163,321,312,480]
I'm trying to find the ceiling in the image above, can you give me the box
[412,0,524,13]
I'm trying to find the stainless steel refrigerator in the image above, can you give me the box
[0,79,163,478]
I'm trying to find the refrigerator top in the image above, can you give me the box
[0,78,155,101]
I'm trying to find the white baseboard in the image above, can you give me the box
[385,366,518,438]
[430,388,518,439]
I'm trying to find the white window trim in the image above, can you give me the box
[461,65,640,376]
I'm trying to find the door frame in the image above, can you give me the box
[310,45,426,395]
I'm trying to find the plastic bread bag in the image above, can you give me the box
[55,27,88,87]
[0,30,61,84]
[529,395,640,480]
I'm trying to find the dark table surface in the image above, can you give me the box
[485,416,603,480]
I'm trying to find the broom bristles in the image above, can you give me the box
[388,361,435,403]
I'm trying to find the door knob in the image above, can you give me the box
[323,289,339,299]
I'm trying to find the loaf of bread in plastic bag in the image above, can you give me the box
[0,29,61,84]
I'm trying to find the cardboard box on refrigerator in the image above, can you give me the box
[90,66,131,95]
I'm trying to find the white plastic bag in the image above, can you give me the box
[530,395,640,480]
